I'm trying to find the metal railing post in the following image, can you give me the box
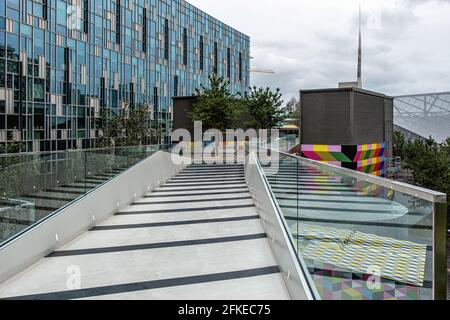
[433,201,448,300]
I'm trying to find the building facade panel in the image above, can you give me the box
[0,0,250,152]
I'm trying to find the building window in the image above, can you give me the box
[154,86,159,113]
[213,42,218,75]
[227,48,231,78]
[174,75,178,97]
[199,35,204,71]
[115,0,121,44]
[83,0,89,33]
[164,19,169,60]
[43,0,48,20]
[142,9,147,53]
[183,28,188,66]
[129,82,135,109]
[239,52,242,81]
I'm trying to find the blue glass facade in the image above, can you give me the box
[0,0,250,151]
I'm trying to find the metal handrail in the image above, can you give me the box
[248,151,320,300]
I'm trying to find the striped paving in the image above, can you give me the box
[0,163,289,300]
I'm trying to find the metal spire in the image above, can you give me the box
[357,4,362,87]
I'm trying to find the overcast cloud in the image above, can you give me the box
[188,0,450,102]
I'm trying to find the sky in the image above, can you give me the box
[188,0,450,103]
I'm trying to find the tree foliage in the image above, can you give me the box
[190,76,241,132]
[393,131,449,197]
[94,105,161,148]
[243,86,286,130]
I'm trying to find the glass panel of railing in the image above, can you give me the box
[0,151,87,244]
[0,145,164,247]
[262,151,440,300]
[260,152,303,260]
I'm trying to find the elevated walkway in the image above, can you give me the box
[0,164,289,300]
[0,147,446,300]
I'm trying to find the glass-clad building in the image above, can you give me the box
[0,0,250,152]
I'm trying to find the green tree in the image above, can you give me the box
[393,131,407,158]
[190,76,241,132]
[243,86,285,130]
[94,105,161,148]
[396,133,450,197]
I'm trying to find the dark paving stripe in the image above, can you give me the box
[276,196,391,206]
[96,173,118,177]
[188,165,244,168]
[44,189,85,195]
[1,266,279,300]
[145,190,249,198]
[273,190,365,197]
[271,185,356,192]
[84,179,108,184]
[47,233,267,257]
[21,194,76,202]
[285,216,432,230]
[86,176,109,180]
[268,178,342,185]
[154,185,247,192]
[134,196,252,205]
[170,175,245,181]
[0,216,32,226]
[91,215,260,231]
[267,178,343,185]
[269,181,349,188]
[265,172,334,176]
[280,204,403,215]
[183,168,244,172]
[163,180,245,187]
[60,184,97,190]
[269,182,358,192]
[307,266,432,289]
[33,205,61,212]
[266,174,336,179]
[265,170,330,174]
[116,204,255,216]
[181,172,244,176]
[176,173,244,177]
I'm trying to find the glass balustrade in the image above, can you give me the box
[257,149,447,300]
[0,145,169,247]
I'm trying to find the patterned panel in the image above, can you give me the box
[301,143,386,176]
[295,224,427,287]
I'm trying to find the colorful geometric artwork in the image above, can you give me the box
[308,263,421,300]
[294,224,427,287]
[301,143,386,176]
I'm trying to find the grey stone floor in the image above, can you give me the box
[0,164,289,300]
